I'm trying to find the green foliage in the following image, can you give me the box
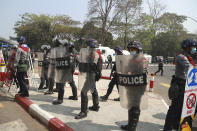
[14,13,80,50]
[75,21,114,50]
[151,31,188,57]
[13,9,196,57]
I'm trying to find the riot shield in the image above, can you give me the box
[116,55,148,110]
[54,45,72,83]
[47,48,56,80]
[78,48,99,93]
[37,52,44,77]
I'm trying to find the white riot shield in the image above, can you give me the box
[37,52,44,77]
[116,55,148,110]
[78,48,99,93]
[55,45,72,83]
[47,48,56,80]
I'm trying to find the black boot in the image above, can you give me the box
[120,125,128,130]
[128,107,140,131]
[69,79,78,100]
[44,90,53,95]
[52,99,63,105]
[52,84,64,105]
[100,95,108,101]
[89,94,100,111]
[75,92,88,119]
[68,96,78,100]
[75,111,87,119]
[114,97,120,101]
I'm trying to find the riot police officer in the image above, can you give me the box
[44,44,56,95]
[14,36,30,97]
[52,38,73,105]
[67,42,78,100]
[163,39,196,131]
[75,39,102,119]
[38,45,51,90]
[120,41,147,131]
[100,46,123,101]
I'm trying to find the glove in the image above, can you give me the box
[95,72,102,81]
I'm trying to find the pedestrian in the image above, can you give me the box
[67,42,78,100]
[75,38,102,119]
[100,46,123,101]
[14,36,30,97]
[163,39,196,131]
[154,59,163,76]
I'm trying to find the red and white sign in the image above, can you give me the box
[181,67,197,119]
[186,93,196,109]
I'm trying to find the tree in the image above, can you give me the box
[147,0,166,36]
[14,13,80,50]
[156,13,187,33]
[88,0,120,45]
[76,21,114,50]
[112,0,142,49]
[151,31,188,57]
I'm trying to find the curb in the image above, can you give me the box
[15,94,74,131]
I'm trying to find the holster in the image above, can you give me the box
[168,75,185,100]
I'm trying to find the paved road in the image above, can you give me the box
[0,90,48,131]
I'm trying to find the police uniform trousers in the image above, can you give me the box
[16,71,29,96]
[56,74,77,100]
[69,78,77,97]
[105,76,119,97]
[155,67,163,76]
[39,67,49,89]
[80,74,99,113]
[163,79,185,130]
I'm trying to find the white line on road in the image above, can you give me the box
[161,99,169,109]
[0,119,28,131]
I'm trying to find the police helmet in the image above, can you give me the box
[68,41,74,48]
[86,38,98,48]
[41,44,51,50]
[127,41,142,51]
[114,46,123,54]
[17,36,26,43]
[53,37,68,46]
[181,39,196,49]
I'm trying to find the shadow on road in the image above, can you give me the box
[39,104,80,117]
[67,120,120,131]
[116,120,163,131]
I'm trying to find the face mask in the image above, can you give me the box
[130,51,136,56]
[191,47,196,54]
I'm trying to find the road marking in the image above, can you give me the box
[161,99,169,109]
[0,103,3,108]
[160,82,170,88]
[0,119,27,131]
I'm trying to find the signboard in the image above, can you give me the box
[180,67,197,130]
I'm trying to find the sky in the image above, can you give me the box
[0,0,197,39]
